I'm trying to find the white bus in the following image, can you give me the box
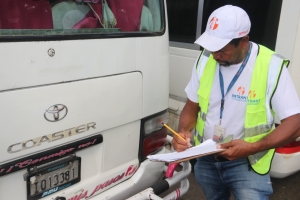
[0,0,190,200]
[167,0,300,178]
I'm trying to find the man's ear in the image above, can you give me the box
[241,36,249,48]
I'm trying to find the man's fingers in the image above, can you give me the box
[174,133,189,145]
[172,136,191,152]
[217,141,233,149]
[171,131,192,152]
[186,138,192,147]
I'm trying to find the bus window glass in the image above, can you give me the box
[167,0,282,50]
[202,0,282,50]
[0,0,164,37]
[166,0,199,43]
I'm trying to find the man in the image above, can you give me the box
[172,5,300,200]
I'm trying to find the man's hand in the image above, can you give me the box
[216,139,255,160]
[171,131,192,152]
[172,98,199,152]
[216,114,300,160]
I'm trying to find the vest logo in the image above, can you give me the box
[209,17,219,30]
[247,90,260,105]
[247,99,260,105]
[232,87,261,105]
[248,90,256,98]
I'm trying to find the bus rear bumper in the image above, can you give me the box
[89,158,191,200]
[127,161,191,200]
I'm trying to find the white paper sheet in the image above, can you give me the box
[147,139,224,162]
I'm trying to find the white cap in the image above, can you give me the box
[195,5,251,52]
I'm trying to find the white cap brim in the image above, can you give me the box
[194,32,231,52]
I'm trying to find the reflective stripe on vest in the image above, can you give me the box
[245,53,286,138]
[194,45,289,174]
[194,49,216,145]
[195,49,211,123]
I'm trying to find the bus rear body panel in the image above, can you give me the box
[0,0,176,199]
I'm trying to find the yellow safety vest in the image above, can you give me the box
[194,45,289,174]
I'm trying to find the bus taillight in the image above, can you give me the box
[142,128,167,158]
[139,110,168,161]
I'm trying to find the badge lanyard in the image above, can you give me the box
[218,42,252,125]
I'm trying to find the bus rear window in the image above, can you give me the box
[0,0,164,37]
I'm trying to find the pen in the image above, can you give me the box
[161,122,187,142]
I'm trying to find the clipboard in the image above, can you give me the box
[170,149,225,163]
[170,134,233,163]
[147,135,233,163]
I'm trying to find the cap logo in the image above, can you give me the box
[239,30,248,36]
[209,17,219,30]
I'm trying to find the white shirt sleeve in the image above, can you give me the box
[184,54,201,103]
[271,66,300,120]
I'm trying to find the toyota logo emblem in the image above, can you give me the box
[44,104,68,122]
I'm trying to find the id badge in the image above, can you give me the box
[213,125,226,142]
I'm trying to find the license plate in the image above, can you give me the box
[26,156,81,200]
